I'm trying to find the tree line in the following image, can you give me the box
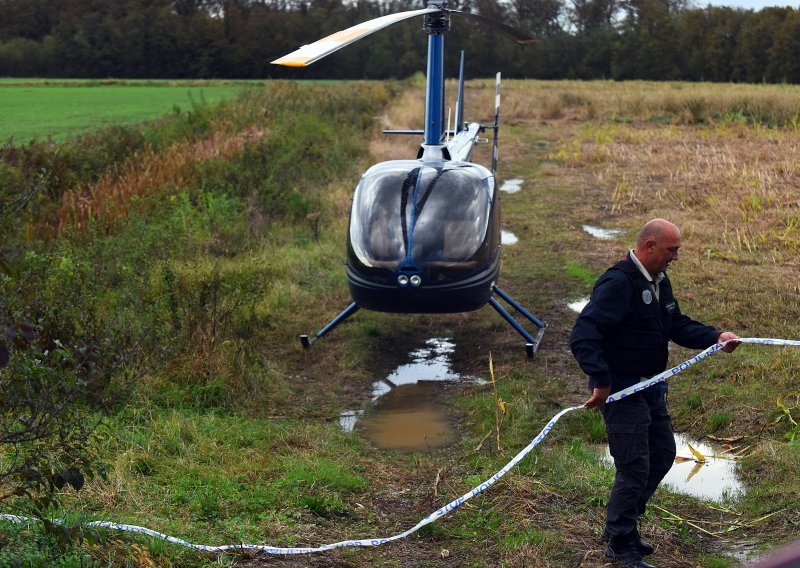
[1,0,799,83]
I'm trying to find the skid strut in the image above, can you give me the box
[301,288,545,358]
[488,285,546,358]
[300,302,360,349]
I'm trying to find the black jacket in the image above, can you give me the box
[570,253,719,391]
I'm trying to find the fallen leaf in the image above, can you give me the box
[687,443,706,463]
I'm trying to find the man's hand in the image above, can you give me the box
[718,331,741,353]
[584,385,611,410]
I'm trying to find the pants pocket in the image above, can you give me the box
[606,422,646,465]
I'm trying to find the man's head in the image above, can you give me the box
[634,218,681,276]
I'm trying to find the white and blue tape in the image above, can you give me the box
[2,337,798,554]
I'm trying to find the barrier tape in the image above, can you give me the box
[2,337,799,554]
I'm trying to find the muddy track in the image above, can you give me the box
[226,96,796,566]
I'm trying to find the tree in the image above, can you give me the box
[613,0,681,80]
[570,0,619,33]
[766,8,800,83]
[732,7,786,83]
[512,0,564,37]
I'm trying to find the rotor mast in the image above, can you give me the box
[423,4,449,146]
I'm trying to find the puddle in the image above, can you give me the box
[582,224,624,240]
[663,433,743,501]
[727,540,763,564]
[500,178,524,193]
[338,409,364,433]
[340,338,482,451]
[568,297,589,313]
[603,432,743,502]
[501,230,518,245]
[359,383,459,451]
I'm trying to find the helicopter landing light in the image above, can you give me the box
[410,275,422,287]
[397,275,410,287]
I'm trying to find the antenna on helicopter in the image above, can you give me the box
[455,51,465,135]
[492,72,500,176]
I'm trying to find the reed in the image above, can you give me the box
[56,128,266,235]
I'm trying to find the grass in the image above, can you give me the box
[1,77,800,567]
[0,81,251,142]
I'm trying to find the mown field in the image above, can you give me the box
[0,78,799,567]
[0,79,258,142]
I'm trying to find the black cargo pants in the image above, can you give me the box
[603,381,676,539]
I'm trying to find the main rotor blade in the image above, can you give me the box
[448,10,535,44]
[272,7,441,67]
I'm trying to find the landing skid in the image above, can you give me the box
[488,285,547,358]
[299,302,360,349]
[300,287,546,357]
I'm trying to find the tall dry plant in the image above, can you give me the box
[56,128,266,235]
[490,80,800,266]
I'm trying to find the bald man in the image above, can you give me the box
[570,219,739,568]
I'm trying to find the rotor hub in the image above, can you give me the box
[423,8,450,34]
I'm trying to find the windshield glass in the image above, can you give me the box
[349,161,494,280]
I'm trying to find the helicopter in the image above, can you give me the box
[272,1,547,357]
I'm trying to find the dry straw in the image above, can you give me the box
[57,128,266,235]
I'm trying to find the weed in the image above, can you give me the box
[580,410,607,443]
[708,411,734,431]
[697,555,734,568]
[686,393,703,411]
[684,97,709,124]
[565,260,597,286]
[776,395,800,445]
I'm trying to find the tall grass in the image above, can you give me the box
[483,80,800,266]
[0,81,391,567]
[496,80,800,127]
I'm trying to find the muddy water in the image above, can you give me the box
[662,433,743,501]
[500,178,523,193]
[340,338,483,451]
[501,230,518,245]
[603,432,743,501]
[568,297,589,313]
[582,224,624,240]
[567,223,623,313]
[358,383,459,451]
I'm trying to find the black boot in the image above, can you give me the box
[605,539,656,568]
[602,527,655,556]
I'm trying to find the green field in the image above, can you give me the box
[1,79,799,567]
[0,80,256,142]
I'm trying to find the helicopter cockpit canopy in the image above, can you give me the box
[348,160,498,284]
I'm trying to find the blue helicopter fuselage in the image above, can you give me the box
[346,135,501,313]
